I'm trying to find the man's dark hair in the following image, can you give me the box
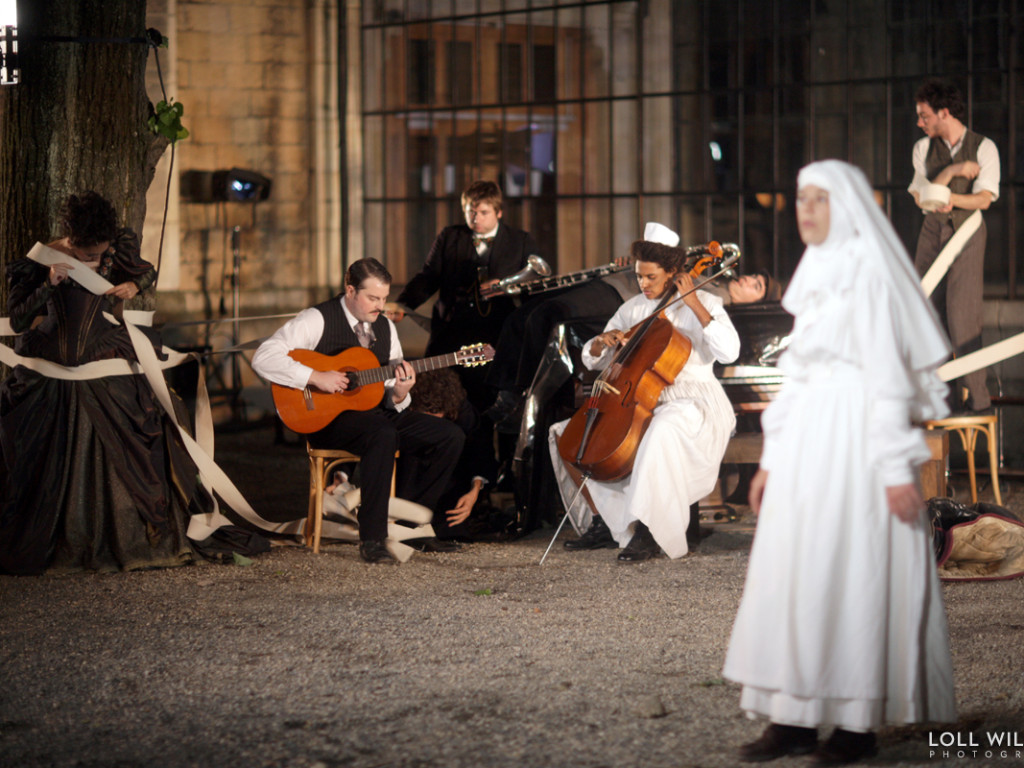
[59,191,118,247]
[630,240,686,274]
[756,269,783,303]
[915,78,966,121]
[461,180,503,214]
[345,257,392,290]
[409,369,466,420]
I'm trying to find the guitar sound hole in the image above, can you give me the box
[345,372,360,390]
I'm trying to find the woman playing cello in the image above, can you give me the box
[549,223,740,561]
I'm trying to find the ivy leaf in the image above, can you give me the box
[148,98,189,143]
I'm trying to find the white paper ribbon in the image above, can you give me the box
[938,331,1024,382]
[8,244,434,559]
[28,242,116,294]
[920,209,983,298]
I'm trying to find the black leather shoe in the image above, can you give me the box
[686,501,702,551]
[408,537,461,553]
[812,729,876,765]
[739,723,818,762]
[564,516,616,550]
[617,522,661,562]
[359,539,395,564]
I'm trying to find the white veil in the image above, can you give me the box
[785,159,951,374]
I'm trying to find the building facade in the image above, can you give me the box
[150,0,1022,307]
[146,0,1023,452]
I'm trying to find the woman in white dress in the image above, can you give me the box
[723,160,956,764]
[549,223,740,562]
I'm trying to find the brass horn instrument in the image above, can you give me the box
[483,254,552,297]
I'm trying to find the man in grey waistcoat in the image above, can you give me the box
[908,77,1000,412]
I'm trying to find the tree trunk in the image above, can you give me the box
[0,0,168,316]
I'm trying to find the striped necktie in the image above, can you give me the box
[354,322,372,348]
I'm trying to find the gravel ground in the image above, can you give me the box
[2,426,1022,768]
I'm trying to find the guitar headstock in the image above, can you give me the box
[456,343,496,367]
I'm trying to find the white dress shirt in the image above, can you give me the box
[251,297,410,411]
[907,133,1000,203]
[473,224,500,256]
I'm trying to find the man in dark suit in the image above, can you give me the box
[396,180,539,412]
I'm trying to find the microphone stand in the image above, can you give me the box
[230,226,242,400]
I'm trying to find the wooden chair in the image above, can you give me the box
[923,414,1002,505]
[305,444,398,554]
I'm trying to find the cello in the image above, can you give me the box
[556,243,739,483]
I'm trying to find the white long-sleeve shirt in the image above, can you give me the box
[907,134,1000,203]
[582,289,741,390]
[251,297,410,411]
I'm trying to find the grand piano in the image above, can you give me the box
[508,301,795,533]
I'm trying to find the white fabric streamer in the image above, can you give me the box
[4,243,432,560]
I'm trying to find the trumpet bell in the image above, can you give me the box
[497,255,553,291]
[527,254,552,277]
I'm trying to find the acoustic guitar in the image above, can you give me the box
[271,343,494,433]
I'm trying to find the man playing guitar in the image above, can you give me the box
[252,258,465,563]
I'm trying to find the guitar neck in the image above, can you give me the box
[357,351,466,385]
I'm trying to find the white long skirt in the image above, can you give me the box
[722,374,955,731]
[548,378,735,558]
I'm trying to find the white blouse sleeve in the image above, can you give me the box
[581,301,633,370]
[695,294,741,364]
[859,280,933,486]
[974,137,1000,202]
[907,137,931,199]
[385,317,411,412]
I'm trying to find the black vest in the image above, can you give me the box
[924,128,985,231]
[312,296,391,366]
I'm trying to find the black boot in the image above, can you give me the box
[617,521,660,562]
[686,501,702,550]
[359,539,396,564]
[812,729,877,765]
[563,516,616,550]
[739,723,818,762]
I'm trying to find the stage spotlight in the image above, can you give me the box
[219,168,271,202]
[180,168,272,203]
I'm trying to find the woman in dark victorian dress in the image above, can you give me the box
[0,192,212,575]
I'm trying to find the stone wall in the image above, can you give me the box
[139,0,1024,457]
[144,0,340,345]
[139,0,342,408]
